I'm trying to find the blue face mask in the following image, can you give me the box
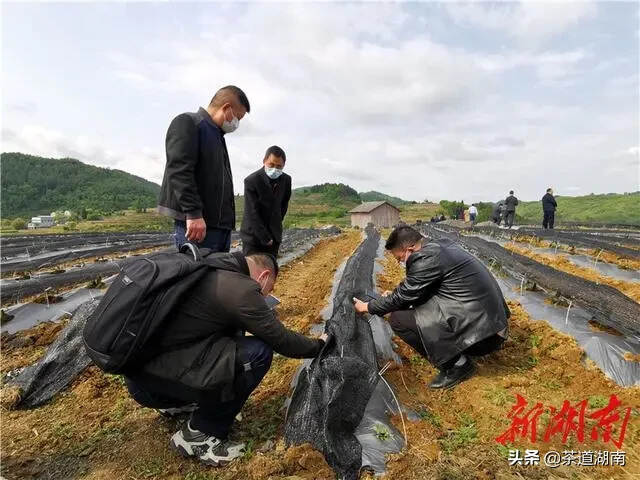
[265,167,283,179]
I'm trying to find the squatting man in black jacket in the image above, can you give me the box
[124,252,327,466]
[158,85,250,252]
[240,145,292,257]
[353,226,510,389]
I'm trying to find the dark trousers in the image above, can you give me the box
[242,239,280,257]
[174,220,231,252]
[388,310,505,370]
[543,211,555,229]
[504,210,515,228]
[469,213,477,224]
[125,336,273,439]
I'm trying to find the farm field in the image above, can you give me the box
[1,225,639,480]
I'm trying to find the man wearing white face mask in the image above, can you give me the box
[240,145,291,256]
[158,86,250,252]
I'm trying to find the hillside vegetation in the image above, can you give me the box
[515,192,640,226]
[359,190,412,206]
[2,153,638,231]
[1,153,159,219]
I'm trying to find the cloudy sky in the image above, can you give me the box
[2,1,638,203]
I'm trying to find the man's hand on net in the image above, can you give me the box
[352,297,369,314]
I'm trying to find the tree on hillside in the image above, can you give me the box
[0,152,160,218]
[12,218,27,230]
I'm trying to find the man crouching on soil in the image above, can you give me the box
[353,226,509,389]
[124,252,327,466]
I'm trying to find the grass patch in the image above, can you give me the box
[440,414,478,453]
[133,457,165,479]
[416,407,442,428]
[529,334,542,349]
[484,387,514,407]
[589,395,609,409]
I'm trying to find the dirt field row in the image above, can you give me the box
[376,253,640,480]
[2,231,639,480]
[0,232,362,480]
[507,234,640,272]
[503,243,640,304]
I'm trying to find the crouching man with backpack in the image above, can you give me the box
[120,252,326,466]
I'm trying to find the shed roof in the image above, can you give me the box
[348,201,400,214]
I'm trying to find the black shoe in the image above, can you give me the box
[428,359,476,389]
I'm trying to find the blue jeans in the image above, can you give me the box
[125,336,273,439]
[174,220,231,252]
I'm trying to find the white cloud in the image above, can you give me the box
[2,2,637,203]
[446,1,598,46]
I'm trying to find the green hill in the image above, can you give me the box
[1,153,160,219]
[515,192,640,226]
[280,183,361,227]
[359,190,412,206]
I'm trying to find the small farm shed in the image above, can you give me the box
[349,201,401,228]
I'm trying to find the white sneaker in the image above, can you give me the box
[156,403,198,419]
[170,422,245,466]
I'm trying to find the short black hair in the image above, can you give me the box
[264,145,286,163]
[247,253,279,277]
[210,85,251,113]
[385,226,423,250]
[509,190,514,194]
[546,188,552,193]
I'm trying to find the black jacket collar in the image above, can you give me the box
[198,107,224,135]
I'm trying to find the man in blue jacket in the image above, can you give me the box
[158,86,250,252]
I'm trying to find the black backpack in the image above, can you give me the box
[83,243,243,373]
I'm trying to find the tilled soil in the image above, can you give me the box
[1,231,362,480]
[3,232,639,480]
[504,243,640,303]
[376,253,640,480]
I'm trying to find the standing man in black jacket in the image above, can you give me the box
[158,85,250,252]
[504,190,519,228]
[542,188,558,229]
[353,226,509,389]
[240,146,292,257]
[124,252,327,466]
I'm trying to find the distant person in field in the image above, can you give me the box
[542,188,558,229]
[158,85,250,252]
[491,201,504,225]
[353,226,509,389]
[504,190,519,228]
[468,204,478,224]
[240,146,292,257]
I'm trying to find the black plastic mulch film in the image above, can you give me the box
[285,226,385,480]
[4,228,342,407]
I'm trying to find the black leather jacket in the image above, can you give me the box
[369,238,509,367]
